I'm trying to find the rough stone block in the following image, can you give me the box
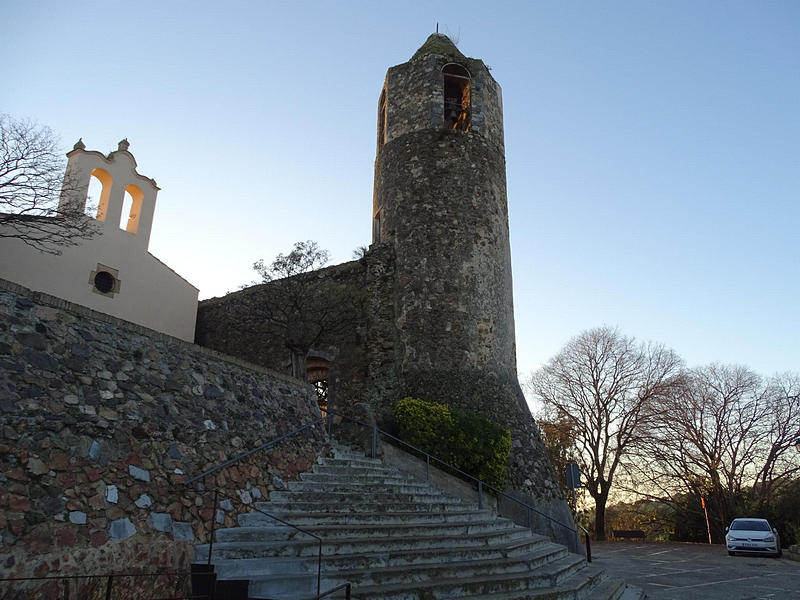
[26,457,48,476]
[128,465,150,482]
[171,521,195,541]
[108,517,136,540]
[89,440,101,460]
[149,512,172,533]
[135,494,152,508]
[69,511,87,524]
[105,485,118,504]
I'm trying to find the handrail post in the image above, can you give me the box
[477,480,483,510]
[104,575,113,600]
[346,583,351,599]
[426,455,430,481]
[208,489,219,567]
[585,530,592,562]
[527,507,531,529]
[317,538,322,597]
[371,426,377,459]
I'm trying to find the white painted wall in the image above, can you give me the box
[0,141,198,341]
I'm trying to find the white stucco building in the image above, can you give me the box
[0,139,198,341]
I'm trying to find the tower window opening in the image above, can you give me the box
[377,88,387,147]
[442,63,471,131]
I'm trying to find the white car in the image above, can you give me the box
[725,518,782,557]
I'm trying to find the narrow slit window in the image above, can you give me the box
[442,64,471,131]
[377,88,387,147]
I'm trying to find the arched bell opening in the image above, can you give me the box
[442,63,471,131]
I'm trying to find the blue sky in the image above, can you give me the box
[2,1,798,382]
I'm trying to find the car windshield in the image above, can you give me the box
[730,520,770,531]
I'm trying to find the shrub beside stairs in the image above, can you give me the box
[194,443,644,599]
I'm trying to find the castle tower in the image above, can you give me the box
[373,33,516,379]
[367,35,570,538]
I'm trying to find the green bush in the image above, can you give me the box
[394,397,511,490]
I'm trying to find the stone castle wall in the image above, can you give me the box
[195,259,368,414]
[374,128,516,376]
[0,278,327,598]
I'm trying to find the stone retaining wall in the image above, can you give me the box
[0,278,327,598]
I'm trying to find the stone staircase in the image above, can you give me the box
[195,443,644,600]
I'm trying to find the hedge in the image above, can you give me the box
[393,397,511,490]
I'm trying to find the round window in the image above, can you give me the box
[94,271,115,294]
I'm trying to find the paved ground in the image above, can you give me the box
[591,541,800,599]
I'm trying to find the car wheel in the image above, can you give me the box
[728,551,735,556]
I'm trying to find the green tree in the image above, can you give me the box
[249,240,361,380]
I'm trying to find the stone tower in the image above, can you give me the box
[366,35,568,538]
[372,34,516,380]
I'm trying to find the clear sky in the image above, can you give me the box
[2,1,798,383]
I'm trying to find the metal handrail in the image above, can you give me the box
[180,418,329,597]
[184,417,325,485]
[578,524,591,562]
[195,487,325,597]
[321,408,587,557]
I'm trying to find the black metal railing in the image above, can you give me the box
[185,487,325,597]
[182,417,330,597]
[321,408,590,558]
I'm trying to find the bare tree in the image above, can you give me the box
[530,326,682,539]
[250,240,362,380]
[631,365,800,539]
[0,114,96,253]
[752,373,800,506]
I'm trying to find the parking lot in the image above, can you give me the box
[591,541,800,599]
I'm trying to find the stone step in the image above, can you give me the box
[238,508,501,527]
[208,526,536,561]
[207,542,566,592]
[267,489,465,505]
[311,463,402,476]
[330,448,372,460]
[299,471,418,484]
[326,544,570,588]
[257,499,473,514]
[618,583,646,600]
[206,536,557,580]
[523,565,608,599]
[193,439,641,600]
[286,479,439,494]
[196,527,538,561]
[317,456,385,468]
[525,554,588,587]
[578,577,626,600]
[216,516,521,543]
[347,570,546,600]
[346,561,606,600]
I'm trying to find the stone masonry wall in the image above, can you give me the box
[196,259,368,416]
[0,278,327,598]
